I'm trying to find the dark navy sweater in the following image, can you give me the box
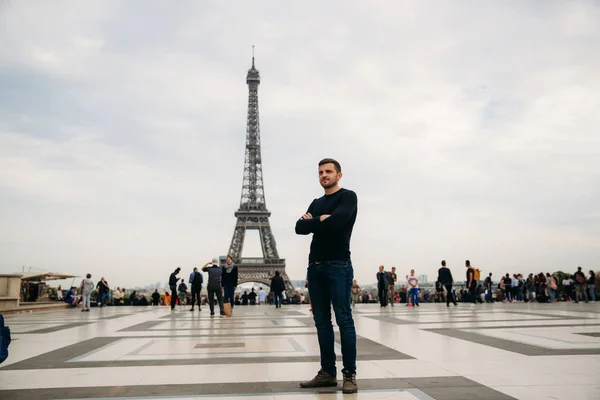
[295,188,358,263]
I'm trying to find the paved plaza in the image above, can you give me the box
[1,303,599,399]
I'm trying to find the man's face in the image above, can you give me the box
[319,163,341,189]
[391,267,396,273]
[410,269,415,275]
[379,266,384,272]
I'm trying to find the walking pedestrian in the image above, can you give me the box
[270,271,285,308]
[388,267,397,307]
[376,266,389,308]
[438,261,457,307]
[222,256,238,309]
[168,268,180,310]
[151,289,160,306]
[466,261,477,305]
[96,277,110,308]
[588,270,596,302]
[202,259,225,317]
[484,273,493,303]
[258,287,267,305]
[80,273,94,312]
[574,266,588,303]
[189,267,203,311]
[295,158,358,394]
[407,269,419,307]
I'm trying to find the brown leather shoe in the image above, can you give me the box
[299,370,337,388]
[342,371,357,394]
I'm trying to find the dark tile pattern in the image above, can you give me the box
[1,333,412,370]
[426,328,600,356]
[0,376,517,400]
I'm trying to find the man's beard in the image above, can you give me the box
[320,178,338,189]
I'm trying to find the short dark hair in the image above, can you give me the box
[441,260,446,266]
[86,273,91,278]
[319,158,341,173]
[465,260,470,266]
[275,271,280,276]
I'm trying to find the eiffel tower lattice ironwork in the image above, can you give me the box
[225,55,294,295]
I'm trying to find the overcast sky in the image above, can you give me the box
[1,1,599,288]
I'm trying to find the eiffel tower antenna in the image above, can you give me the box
[225,53,294,294]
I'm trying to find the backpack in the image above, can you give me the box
[576,273,586,284]
[0,314,11,364]
[473,268,481,281]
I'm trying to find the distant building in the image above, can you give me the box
[418,274,428,284]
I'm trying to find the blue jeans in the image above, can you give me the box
[410,288,419,305]
[485,288,493,302]
[548,287,556,302]
[223,284,235,307]
[274,292,283,307]
[589,284,596,301]
[98,292,107,307]
[307,261,356,376]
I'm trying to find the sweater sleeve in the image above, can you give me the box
[295,200,320,235]
[319,190,358,232]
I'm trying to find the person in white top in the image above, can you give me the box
[407,269,419,307]
[80,273,95,312]
[258,287,267,304]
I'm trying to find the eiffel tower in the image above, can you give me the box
[224,54,294,295]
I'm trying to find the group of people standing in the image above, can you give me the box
[482,266,596,304]
[374,266,423,307]
[167,256,289,316]
[63,275,110,311]
[168,256,239,317]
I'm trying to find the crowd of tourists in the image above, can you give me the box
[166,256,291,317]
[355,262,598,308]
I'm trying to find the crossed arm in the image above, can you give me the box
[294,191,357,235]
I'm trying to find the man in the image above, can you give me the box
[151,289,161,306]
[80,274,95,312]
[222,256,238,309]
[351,279,361,308]
[295,158,358,394]
[465,261,476,305]
[388,267,397,307]
[438,260,458,307]
[64,286,80,308]
[258,287,267,305]
[376,265,389,308]
[189,267,203,311]
[484,273,493,303]
[248,288,257,305]
[202,259,225,317]
[96,278,110,308]
[241,290,249,305]
[168,268,180,311]
[270,271,285,309]
[407,269,419,307]
[574,266,589,303]
[178,279,188,306]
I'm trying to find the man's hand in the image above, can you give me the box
[300,213,313,220]
[319,214,331,222]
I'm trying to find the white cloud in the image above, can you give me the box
[0,1,599,288]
